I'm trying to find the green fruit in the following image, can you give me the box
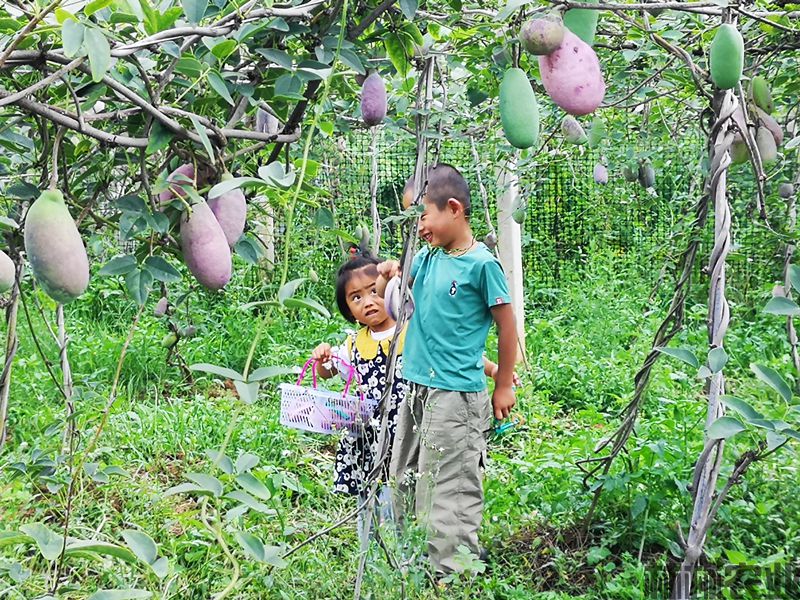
[561,116,588,144]
[24,189,90,304]
[161,332,178,348]
[731,136,748,165]
[499,68,540,149]
[750,76,773,114]
[638,162,655,188]
[511,198,527,224]
[709,24,744,90]
[0,249,15,294]
[563,0,599,46]
[309,268,319,283]
[622,163,638,182]
[587,118,606,148]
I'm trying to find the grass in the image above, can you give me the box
[2,249,800,599]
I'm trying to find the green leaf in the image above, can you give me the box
[87,590,152,600]
[181,0,207,23]
[117,194,147,212]
[235,473,271,500]
[708,347,728,373]
[189,115,216,163]
[789,266,800,294]
[399,0,418,19]
[763,296,800,316]
[206,449,234,474]
[63,540,137,564]
[85,28,112,82]
[234,530,264,561]
[750,363,792,403]
[720,396,763,421]
[707,416,746,440]
[144,211,170,234]
[208,177,265,199]
[121,530,157,565]
[256,48,293,69]
[185,473,223,497]
[496,0,536,20]
[278,278,305,304]
[767,430,787,452]
[655,347,699,369]
[262,545,288,568]
[226,490,271,513]
[144,256,181,283]
[210,39,237,60]
[313,207,334,228]
[233,380,259,405]
[146,120,173,154]
[163,482,205,497]
[99,255,137,276]
[235,453,259,474]
[19,523,63,561]
[175,56,203,78]
[248,366,297,382]
[85,0,113,16]
[282,297,331,319]
[189,363,243,381]
[258,162,295,188]
[384,33,409,77]
[62,19,85,57]
[149,556,169,579]
[234,236,260,264]
[0,216,19,230]
[207,70,234,105]
[338,48,364,75]
[125,268,153,305]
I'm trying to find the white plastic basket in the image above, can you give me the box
[279,357,378,435]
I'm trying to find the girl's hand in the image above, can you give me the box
[377,260,401,280]
[312,343,333,364]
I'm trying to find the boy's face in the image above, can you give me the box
[345,267,392,330]
[418,197,462,248]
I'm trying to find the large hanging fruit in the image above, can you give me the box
[180,201,232,291]
[709,24,744,90]
[539,30,605,116]
[499,68,540,149]
[360,72,387,127]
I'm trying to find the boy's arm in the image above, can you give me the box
[490,303,517,419]
[376,260,414,297]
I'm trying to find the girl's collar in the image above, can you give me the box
[353,324,407,359]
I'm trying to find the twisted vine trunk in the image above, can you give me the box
[671,88,736,600]
[0,256,22,449]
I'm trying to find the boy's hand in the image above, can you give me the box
[376,260,401,296]
[489,364,521,387]
[492,385,516,420]
[312,343,333,364]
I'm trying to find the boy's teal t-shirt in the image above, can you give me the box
[404,243,512,392]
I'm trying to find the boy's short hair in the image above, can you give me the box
[405,163,471,216]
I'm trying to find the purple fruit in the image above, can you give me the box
[593,163,608,184]
[159,163,195,205]
[520,14,565,56]
[24,189,89,303]
[779,183,794,198]
[154,296,168,317]
[208,176,246,246]
[180,201,232,291]
[756,127,778,164]
[755,107,783,147]
[539,30,606,116]
[255,108,280,135]
[360,72,387,127]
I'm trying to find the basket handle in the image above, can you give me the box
[296,356,359,397]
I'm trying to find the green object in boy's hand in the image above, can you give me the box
[492,415,522,437]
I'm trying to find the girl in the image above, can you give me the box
[311,249,408,534]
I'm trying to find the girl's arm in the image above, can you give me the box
[312,343,336,379]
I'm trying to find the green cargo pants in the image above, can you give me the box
[389,383,492,574]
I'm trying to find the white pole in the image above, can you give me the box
[495,155,526,363]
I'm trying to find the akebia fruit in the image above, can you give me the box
[484,232,498,250]
[180,201,232,291]
[756,127,778,164]
[360,72,387,127]
[755,107,783,146]
[731,135,748,165]
[0,250,14,294]
[539,30,605,116]
[159,163,195,205]
[24,189,89,304]
[511,197,527,224]
[593,163,608,184]
[561,116,588,144]
[779,183,794,198]
[255,108,280,135]
[520,13,565,55]
[208,175,247,246]
[179,325,197,339]
[622,163,639,182]
[750,76,773,114]
[638,162,655,188]
[563,0,599,46]
[154,296,168,317]
[499,68,540,149]
[161,332,178,348]
[709,24,744,90]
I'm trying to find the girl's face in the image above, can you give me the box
[345,267,393,330]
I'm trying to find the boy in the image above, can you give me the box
[377,163,517,576]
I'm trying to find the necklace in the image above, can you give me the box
[443,237,476,257]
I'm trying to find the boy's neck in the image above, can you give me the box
[443,225,475,253]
